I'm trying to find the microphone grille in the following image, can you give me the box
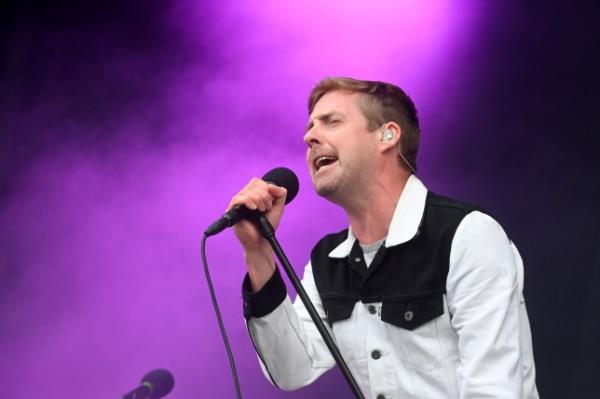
[262,167,299,205]
[141,369,175,399]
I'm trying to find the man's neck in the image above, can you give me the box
[344,172,410,245]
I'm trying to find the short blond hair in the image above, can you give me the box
[308,77,420,173]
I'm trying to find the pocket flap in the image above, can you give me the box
[322,297,355,325]
[381,295,443,330]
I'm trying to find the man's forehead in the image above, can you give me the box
[306,91,365,131]
[310,90,361,117]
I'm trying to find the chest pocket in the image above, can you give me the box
[381,294,444,330]
[382,294,447,373]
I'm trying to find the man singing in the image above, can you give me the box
[228,77,538,398]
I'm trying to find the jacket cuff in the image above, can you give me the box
[242,267,287,320]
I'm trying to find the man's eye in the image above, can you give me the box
[329,119,341,125]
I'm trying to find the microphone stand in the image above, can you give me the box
[253,215,365,399]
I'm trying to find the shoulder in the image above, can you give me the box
[450,210,516,278]
[454,211,512,252]
[425,192,506,237]
[423,193,512,264]
[422,192,495,245]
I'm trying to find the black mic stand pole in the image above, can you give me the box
[253,215,365,399]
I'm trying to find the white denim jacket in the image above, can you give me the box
[245,175,539,399]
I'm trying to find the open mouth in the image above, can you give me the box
[314,156,338,172]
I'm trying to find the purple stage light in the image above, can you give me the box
[0,1,484,398]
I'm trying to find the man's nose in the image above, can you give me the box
[303,128,322,148]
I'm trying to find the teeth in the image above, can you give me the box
[315,156,337,170]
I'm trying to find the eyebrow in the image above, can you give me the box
[305,112,344,132]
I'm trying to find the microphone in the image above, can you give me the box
[122,369,175,399]
[204,167,299,237]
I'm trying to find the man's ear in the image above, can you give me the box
[379,122,401,153]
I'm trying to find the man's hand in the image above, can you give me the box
[227,177,287,292]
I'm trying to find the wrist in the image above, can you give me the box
[244,246,276,292]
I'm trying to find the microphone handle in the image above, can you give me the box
[123,384,151,399]
[204,205,254,237]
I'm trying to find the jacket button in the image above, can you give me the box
[371,350,382,360]
[376,395,386,399]
[354,257,361,262]
[368,305,377,315]
[404,310,414,322]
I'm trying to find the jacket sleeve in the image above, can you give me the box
[243,263,336,390]
[446,211,525,399]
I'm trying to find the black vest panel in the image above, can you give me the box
[310,192,485,330]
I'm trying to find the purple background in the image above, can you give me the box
[1,0,599,398]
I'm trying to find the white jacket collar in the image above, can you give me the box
[328,174,428,258]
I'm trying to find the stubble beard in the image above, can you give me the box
[314,159,376,210]
[313,173,339,198]
[313,165,351,205]
[315,179,340,200]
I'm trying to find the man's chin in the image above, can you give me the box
[314,181,340,200]
[312,170,345,199]
[315,185,334,198]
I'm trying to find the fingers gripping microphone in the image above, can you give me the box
[204,167,299,237]
[122,369,175,399]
